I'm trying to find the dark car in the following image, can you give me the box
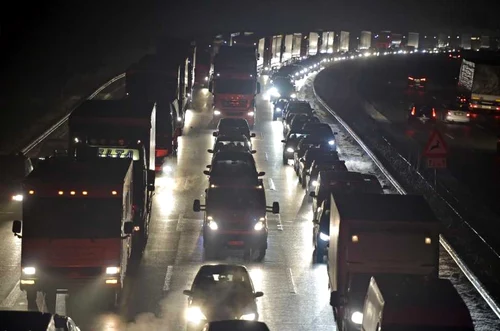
[205,151,264,185]
[273,98,289,121]
[214,118,256,140]
[297,149,340,186]
[283,100,314,119]
[302,122,333,136]
[209,135,254,155]
[307,159,348,192]
[281,130,309,165]
[269,77,296,104]
[0,311,80,331]
[284,114,314,137]
[292,137,336,174]
[183,264,264,331]
[202,320,270,331]
[408,103,437,123]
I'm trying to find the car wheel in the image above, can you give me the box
[273,114,277,121]
[298,173,303,184]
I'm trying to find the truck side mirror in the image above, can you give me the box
[212,132,218,137]
[251,150,257,154]
[207,149,214,153]
[256,82,261,94]
[193,199,201,212]
[254,291,264,298]
[183,290,193,296]
[258,171,266,177]
[250,133,256,138]
[309,192,316,198]
[12,220,22,234]
[206,165,211,168]
[123,221,134,235]
[281,140,286,143]
[272,202,280,214]
[146,170,155,191]
[203,170,210,176]
[312,219,319,224]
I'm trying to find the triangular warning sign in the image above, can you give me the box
[423,130,448,157]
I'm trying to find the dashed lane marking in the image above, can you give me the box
[445,133,455,140]
[264,152,269,161]
[287,268,297,294]
[176,213,184,232]
[163,265,174,291]
[268,178,276,191]
[276,214,283,231]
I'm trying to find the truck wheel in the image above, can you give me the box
[44,290,57,313]
[298,173,303,184]
[314,248,324,263]
[282,154,288,165]
[26,290,38,311]
[301,174,307,188]
[273,114,277,121]
[131,234,146,260]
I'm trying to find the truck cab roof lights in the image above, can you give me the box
[112,191,118,195]
[425,237,432,244]
[29,190,35,195]
[351,235,359,243]
[58,191,64,195]
[70,191,76,196]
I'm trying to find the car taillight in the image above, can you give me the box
[411,107,416,115]
[421,78,426,81]
[432,108,436,117]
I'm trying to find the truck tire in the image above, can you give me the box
[26,290,38,311]
[255,248,266,262]
[314,248,324,264]
[301,173,307,188]
[44,290,57,313]
[282,154,288,165]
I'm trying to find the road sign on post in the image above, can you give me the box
[424,130,448,170]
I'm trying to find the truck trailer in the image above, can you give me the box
[68,100,156,252]
[12,157,135,311]
[327,193,440,331]
[458,58,500,111]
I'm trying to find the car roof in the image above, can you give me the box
[0,311,53,329]
[218,118,249,126]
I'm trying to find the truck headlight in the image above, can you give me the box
[22,267,36,275]
[275,107,282,112]
[204,76,208,81]
[106,267,120,275]
[186,306,207,323]
[12,194,23,202]
[328,140,335,145]
[240,313,256,320]
[214,110,221,115]
[290,93,297,98]
[319,232,329,241]
[286,147,294,153]
[177,116,182,122]
[351,311,363,324]
[208,218,218,230]
[254,218,265,231]
[311,180,318,187]
[248,111,255,116]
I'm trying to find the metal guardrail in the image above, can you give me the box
[21,73,126,154]
[312,81,500,319]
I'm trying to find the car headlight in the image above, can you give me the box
[177,116,182,122]
[351,311,363,324]
[214,110,221,115]
[106,267,120,275]
[311,180,318,187]
[290,93,297,98]
[275,107,282,112]
[240,313,256,321]
[186,306,207,323]
[328,140,335,145]
[162,165,172,173]
[22,267,36,275]
[207,217,218,230]
[248,111,255,116]
[12,194,23,202]
[254,218,265,231]
[319,232,329,241]
[286,147,294,153]
[205,76,208,81]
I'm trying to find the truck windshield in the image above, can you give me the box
[214,79,255,94]
[23,197,122,238]
[207,189,265,210]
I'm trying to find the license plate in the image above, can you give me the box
[454,111,465,116]
[228,241,244,246]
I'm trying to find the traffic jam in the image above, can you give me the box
[0,33,480,331]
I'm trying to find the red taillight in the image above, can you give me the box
[432,108,436,117]
[411,107,416,115]
[449,54,452,58]
[458,55,461,58]
[408,76,414,80]
[421,78,426,82]
[496,107,500,111]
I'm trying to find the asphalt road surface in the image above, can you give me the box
[0,72,498,330]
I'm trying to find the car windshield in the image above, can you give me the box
[288,104,312,113]
[193,268,253,293]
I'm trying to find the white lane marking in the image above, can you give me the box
[163,265,174,291]
[0,281,20,307]
[268,178,276,191]
[176,213,184,232]
[264,152,269,161]
[55,293,67,315]
[276,214,283,231]
[445,133,455,140]
[287,268,297,294]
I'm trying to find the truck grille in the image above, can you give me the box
[46,267,103,278]
[222,100,248,108]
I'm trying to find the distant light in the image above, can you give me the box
[112,191,118,195]
[58,191,64,195]
[82,191,88,195]
[70,191,76,195]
